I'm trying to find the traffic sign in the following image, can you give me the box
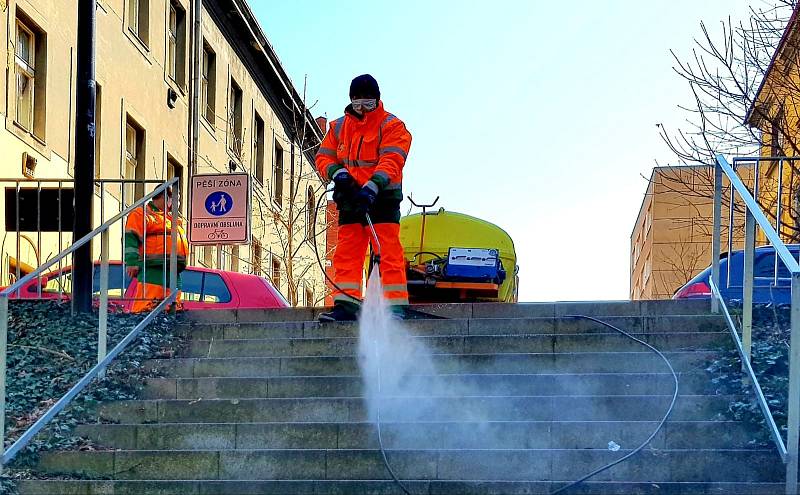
[189,173,250,245]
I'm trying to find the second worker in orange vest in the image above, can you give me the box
[316,74,411,322]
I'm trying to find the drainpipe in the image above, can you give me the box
[188,0,202,266]
[189,0,202,177]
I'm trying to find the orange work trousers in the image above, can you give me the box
[131,282,182,313]
[332,222,408,307]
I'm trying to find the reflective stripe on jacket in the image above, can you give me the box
[314,101,411,196]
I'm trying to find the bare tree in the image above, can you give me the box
[251,76,329,307]
[658,1,800,240]
[654,233,709,298]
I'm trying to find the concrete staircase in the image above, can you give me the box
[16,300,784,494]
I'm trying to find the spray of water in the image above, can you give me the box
[358,270,438,424]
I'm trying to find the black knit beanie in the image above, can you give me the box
[349,74,380,100]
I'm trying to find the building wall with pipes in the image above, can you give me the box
[0,0,327,305]
[630,166,754,300]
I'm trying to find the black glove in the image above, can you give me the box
[354,184,378,217]
[332,171,358,209]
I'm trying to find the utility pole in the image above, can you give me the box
[73,0,97,313]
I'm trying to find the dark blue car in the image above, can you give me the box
[673,245,800,305]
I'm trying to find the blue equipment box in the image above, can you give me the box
[444,248,503,282]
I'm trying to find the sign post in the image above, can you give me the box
[189,173,251,248]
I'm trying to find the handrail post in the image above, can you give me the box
[786,272,800,494]
[712,159,723,313]
[0,296,7,475]
[98,228,109,369]
[743,209,755,361]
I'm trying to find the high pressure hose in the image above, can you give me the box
[549,315,679,494]
[310,192,677,494]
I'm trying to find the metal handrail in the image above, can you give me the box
[712,154,800,495]
[709,278,787,458]
[0,177,180,469]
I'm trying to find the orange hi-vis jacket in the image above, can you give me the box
[124,202,189,269]
[315,101,411,198]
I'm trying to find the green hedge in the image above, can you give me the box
[0,301,182,488]
[706,304,790,444]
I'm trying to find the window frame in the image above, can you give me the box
[251,239,263,276]
[127,0,149,48]
[253,112,265,184]
[14,20,36,132]
[228,78,243,158]
[166,1,186,88]
[167,4,177,80]
[201,42,216,126]
[271,257,281,290]
[306,186,315,239]
[124,117,146,203]
[273,140,284,207]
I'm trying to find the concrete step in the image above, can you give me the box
[184,299,714,324]
[143,350,724,378]
[181,332,730,359]
[181,315,726,341]
[74,420,762,451]
[15,479,791,495]
[97,395,735,424]
[33,447,781,482]
[140,372,711,400]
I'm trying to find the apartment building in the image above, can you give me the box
[630,165,753,300]
[0,0,327,305]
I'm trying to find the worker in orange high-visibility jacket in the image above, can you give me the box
[124,187,189,313]
[316,74,412,322]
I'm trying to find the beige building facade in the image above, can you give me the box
[630,166,752,300]
[0,0,327,305]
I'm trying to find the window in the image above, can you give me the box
[306,186,315,239]
[252,239,262,275]
[127,0,149,46]
[272,258,281,289]
[273,140,284,206]
[124,117,145,203]
[180,270,232,303]
[167,1,186,86]
[201,43,216,125]
[167,156,183,209]
[254,113,265,183]
[228,79,243,158]
[15,14,46,139]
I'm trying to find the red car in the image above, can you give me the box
[7,262,289,311]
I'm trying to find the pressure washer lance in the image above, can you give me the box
[364,213,413,495]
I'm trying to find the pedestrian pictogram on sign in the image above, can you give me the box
[189,173,250,245]
[205,191,232,216]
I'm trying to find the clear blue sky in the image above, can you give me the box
[253,0,754,302]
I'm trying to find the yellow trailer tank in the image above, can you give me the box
[399,209,518,303]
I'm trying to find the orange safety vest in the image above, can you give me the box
[315,101,411,195]
[125,203,189,264]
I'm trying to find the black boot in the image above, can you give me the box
[318,302,359,322]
